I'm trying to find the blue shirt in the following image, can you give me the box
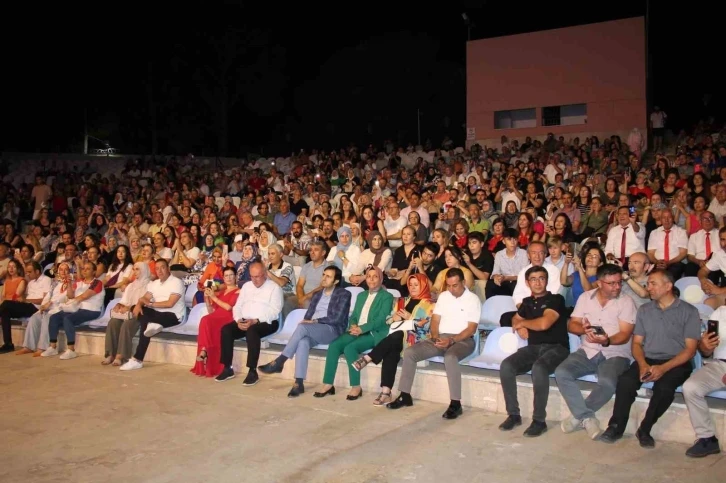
[273,212,297,236]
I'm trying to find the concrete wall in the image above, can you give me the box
[466,17,647,147]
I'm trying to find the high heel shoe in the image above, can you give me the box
[352,356,370,372]
[346,389,363,401]
[196,350,208,363]
[313,386,336,398]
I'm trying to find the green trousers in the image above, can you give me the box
[322,333,376,386]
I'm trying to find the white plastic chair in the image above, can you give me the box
[693,303,714,321]
[479,296,517,330]
[346,286,364,314]
[675,277,706,304]
[165,304,208,336]
[184,284,197,308]
[88,299,121,328]
[387,288,401,299]
[468,327,527,371]
[265,309,305,346]
[215,197,225,210]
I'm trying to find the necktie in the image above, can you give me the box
[620,226,628,264]
[664,230,671,263]
[706,232,712,259]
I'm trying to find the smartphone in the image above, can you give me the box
[628,206,636,216]
[707,320,719,336]
[641,371,652,382]
[205,280,214,289]
[569,242,576,255]
[591,325,607,336]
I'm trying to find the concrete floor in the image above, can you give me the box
[1,354,725,483]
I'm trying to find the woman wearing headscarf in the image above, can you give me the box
[349,231,392,289]
[102,262,152,366]
[191,266,240,377]
[325,226,362,285]
[352,273,434,405]
[234,243,260,288]
[257,230,278,262]
[314,265,393,400]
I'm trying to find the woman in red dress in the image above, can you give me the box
[191,266,240,377]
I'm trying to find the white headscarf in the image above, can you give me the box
[119,262,152,306]
[257,231,278,261]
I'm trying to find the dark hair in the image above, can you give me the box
[467,231,486,243]
[110,244,133,271]
[580,245,606,268]
[223,266,236,276]
[525,265,548,282]
[596,263,623,279]
[502,227,519,239]
[423,241,440,255]
[25,260,42,273]
[156,258,169,268]
[7,259,25,277]
[324,265,343,285]
[21,243,35,257]
[650,268,675,288]
[446,267,465,283]
[444,245,466,266]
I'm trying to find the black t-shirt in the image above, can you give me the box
[470,251,494,280]
[517,292,569,348]
[289,199,310,216]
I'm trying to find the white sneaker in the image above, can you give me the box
[59,350,77,360]
[560,416,583,433]
[583,417,603,440]
[144,323,164,337]
[120,359,144,371]
[40,347,59,357]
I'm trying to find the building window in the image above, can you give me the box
[542,104,587,126]
[494,108,536,130]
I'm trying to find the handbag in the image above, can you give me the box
[388,319,415,334]
[60,300,80,313]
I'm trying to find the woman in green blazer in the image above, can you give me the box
[314,265,394,400]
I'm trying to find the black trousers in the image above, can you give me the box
[0,300,38,344]
[134,309,181,361]
[683,262,722,284]
[103,288,117,309]
[367,330,405,389]
[220,320,279,369]
[485,279,516,300]
[664,263,685,280]
[607,358,693,435]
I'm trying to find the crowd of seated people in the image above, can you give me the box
[1,125,726,457]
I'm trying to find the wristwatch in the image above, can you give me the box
[602,337,611,347]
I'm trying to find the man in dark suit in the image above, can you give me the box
[258,266,351,397]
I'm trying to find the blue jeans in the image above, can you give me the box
[48,309,101,345]
[554,349,631,420]
[281,324,340,380]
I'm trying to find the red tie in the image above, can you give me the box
[620,226,628,264]
[664,230,671,263]
[706,232,712,258]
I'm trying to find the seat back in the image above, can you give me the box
[184,284,197,308]
[165,304,208,336]
[479,295,517,329]
[675,277,706,304]
[346,286,364,314]
[387,288,401,299]
[483,327,528,360]
[266,309,306,346]
[88,299,121,328]
[568,333,581,353]
[692,303,714,321]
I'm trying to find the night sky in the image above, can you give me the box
[5,1,720,157]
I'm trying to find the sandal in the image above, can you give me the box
[373,392,393,406]
[101,356,114,365]
[196,350,208,363]
[352,356,370,372]
[112,358,123,366]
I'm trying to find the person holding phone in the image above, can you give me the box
[555,264,636,440]
[604,206,646,266]
[600,269,700,448]
[682,311,725,457]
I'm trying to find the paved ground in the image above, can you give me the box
[1,354,724,483]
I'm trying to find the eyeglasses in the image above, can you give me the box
[600,280,623,286]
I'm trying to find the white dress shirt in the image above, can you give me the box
[512,263,561,305]
[232,278,283,323]
[708,198,726,222]
[604,223,646,259]
[647,225,688,260]
[687,228,721,260]
[26,275,52,307]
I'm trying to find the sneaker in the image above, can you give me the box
[0,343,15,354]
[686,437,721,458]
[523,420,548,437]
[40,347,59,357]
[560,416,583,434]
[498,414,522,431]
[59,350,77,360]
[599,426,622,444]
[119,359,144,371]
[583,418,603,440]
[143,323,164,337]
[242,370,259,386]
[215,367,235,382]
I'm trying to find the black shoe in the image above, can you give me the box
[288,383,304,397]
[313,386,335,398]
[635,428,655,449]
[498,415,522,431]
[523,420,548,437]
[686,437,721,458]
[0,344,15,354]
[242,370,259,386]
[387,394,414,409]
[346,389,363,401]
[215,367,235,382]
[258,361,283,374]
[599,426,623,444]
[442,405,463,420]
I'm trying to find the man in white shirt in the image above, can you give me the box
[399,191,430,229]
[698,227,726,308]
[121,259,185,371]
[383,201,408,249]
[216,262,283,385]
[685,211,720,277]
[682,307,725,457]
[708,185,726,227]
[0,261,51,353]
[605,206,646,265]
[647,210,688,279]
[512,242,561,307]
[387,268,480,419]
